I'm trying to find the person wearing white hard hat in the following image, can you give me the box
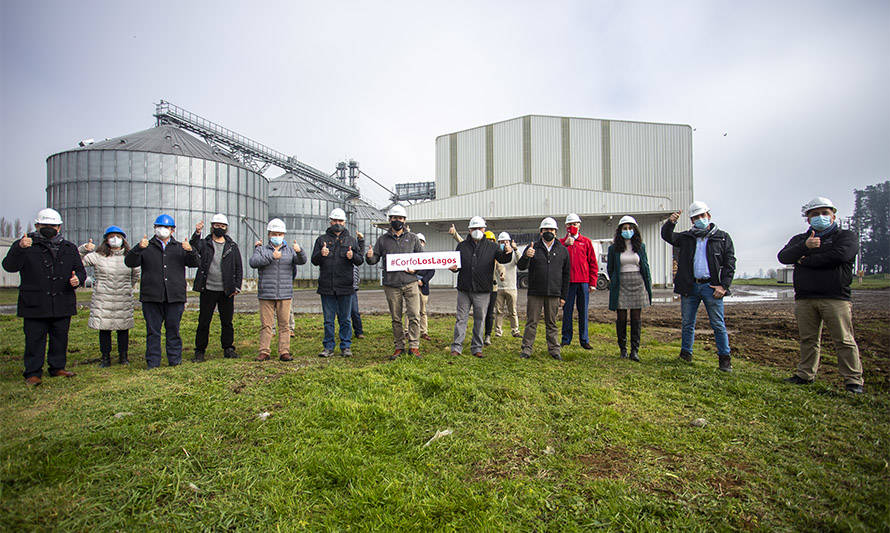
[494,231,522,338]
[413,233,435,341]
[517,217,570,360]
[778,197,863,393]
[126,214,200,369]
[189,213,243,362]
[447,216,513,358]
[366,204,424,359]
[606,216,652,361]
[662,201,736,372]
[249,218,307,362]
[3,208,86,385]
[560,213,599,350]
[311,207,364,358]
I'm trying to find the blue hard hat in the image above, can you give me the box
[153,214,175,227]
[103,225,126,238]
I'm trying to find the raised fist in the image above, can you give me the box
[526,246,536,258]
[18,234,32,248]
[84,238,95,252]
[321,241,330,257]
[196,220,204,233]
[139,235,149,249]
[669,211,681,224]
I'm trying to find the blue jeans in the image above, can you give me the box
[561,282,590,344]
[321,294,353,351]
[142,301,185,368]
[681,283,730,356]
[351,292,363,336]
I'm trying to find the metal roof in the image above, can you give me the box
[269,172,341,201]
[435,114,692,141]
[59,125,249,168]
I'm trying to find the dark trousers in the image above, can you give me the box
[194,290,235,352]
[322,294,353,351]
[23,317,71,378]
[484,290,497,337]
[142,301,186,368]
[99,329,129,356]
[561,282,590,344]
[351,292,363,336]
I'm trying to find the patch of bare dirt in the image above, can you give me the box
[576,445,633,480]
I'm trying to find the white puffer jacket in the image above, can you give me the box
[80,245,140,330]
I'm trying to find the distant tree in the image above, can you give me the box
[741,272,748,279]
[0,217,8,238]
[853,180,890,274]
[14,218,23,237]
[758,268,764,278]
[767,268,777,279]
[26,222,33,234]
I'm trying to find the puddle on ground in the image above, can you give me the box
[724,287,795,303]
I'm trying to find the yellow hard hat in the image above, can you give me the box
[484,230,495,241]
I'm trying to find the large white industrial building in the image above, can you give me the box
[406,115,693,287]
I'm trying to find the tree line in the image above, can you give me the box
[853,180,889,274]
[0,218,32,239]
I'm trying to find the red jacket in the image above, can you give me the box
[560,233,599,285]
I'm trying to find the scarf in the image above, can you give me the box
[689,222,718,239]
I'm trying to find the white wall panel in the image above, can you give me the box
[435,136,450,199]
[492,118,522,188]
[569,118,602,190]
[530,116,562,187]
[456,127,486,195]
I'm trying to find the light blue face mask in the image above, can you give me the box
[693,218,710,230]
[621,229,634,240]
[809,215,832,231]
[499,243,505,251]
[269,236,284,246]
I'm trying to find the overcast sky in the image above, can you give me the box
[1,0,887,275]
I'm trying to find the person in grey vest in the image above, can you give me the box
[494,232,522,338]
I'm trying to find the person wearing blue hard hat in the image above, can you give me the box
[79,225,140,367]
[125,214,199,369]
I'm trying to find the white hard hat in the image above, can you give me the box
[539,217,558,230]
[497,231,511,242]
[801,197,837,217]
[618,215,638,227]
[688,201,710,218]
[468,216,487,229]
[266,218,287,233]
[211,213,229,225]
[329,208,347,221]
[565,213,581,224]
[416,233,426,242]
[387,204,407,218]
[35,208,63,225]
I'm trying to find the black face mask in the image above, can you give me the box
[390,220,404,231]
[541,231,555,242]
[39,227,58,239]
[211,227,227,238]
[331,224,344,233]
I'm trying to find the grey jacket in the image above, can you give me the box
[366,230,423,287]
[80,245,140,330]
[249,242,307,300]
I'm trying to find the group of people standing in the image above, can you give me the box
[2,195,865,393]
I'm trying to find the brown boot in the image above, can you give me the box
[410,348,421,358]
[25,376,42,386]
[50,369,76,378]
[388,349,403,361]
[420,334,432,341]
[279,353,293,362]
[256,353,271,361]
[472,351,485,358]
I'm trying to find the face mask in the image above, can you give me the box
[154,227,172,240]
[269,236,284,246]
[470,229,484,240]
[39,227,58,239]
[693,218,709,230]
[499,243,505,251]
[107,236,123,248]
[542,231,555,242]
[211,227,227,237]
[621,229,634,240]
[567,226,579,236]
[330,223,345,233]
[390,220,404,231]
[809,215,832,231]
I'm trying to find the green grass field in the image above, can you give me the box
[1,311,887,531]
[737,275,890,290]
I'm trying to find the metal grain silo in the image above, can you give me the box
[45,125,268,277]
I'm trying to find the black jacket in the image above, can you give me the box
[417,269,435,295]
[311,227,364,296]
[454,237,513,293]
[190,232,243,296]
[778,227,858,300]
[2,233,86,318]
[517,239,571,299]
[125,236,199,303]
[661,221,736,296]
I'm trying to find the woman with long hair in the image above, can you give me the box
[607,216,652,361]
[79,226,140,367]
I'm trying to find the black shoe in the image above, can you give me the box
[223,347,238,359]
[192,351,205,363]
[629,320,641,362]
[561,341,570,347]
[99,353,111,368]
[845,383,864,394]
[119,353,129,365]
[678,351,693,362]
[616,318,628,359]
[718,355,732,372]
[519,352,530,359]
[784,375,813,385]
[580,342,593,350]
[628,351,640,362]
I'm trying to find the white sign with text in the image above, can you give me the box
[385,251,461,272]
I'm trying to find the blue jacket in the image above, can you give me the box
[249,242,307,300]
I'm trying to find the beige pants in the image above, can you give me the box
[495,289,520,335]
[419,293,429,335]
[522,294,561,357]
[385,284,421,350]
[259,299,292,356]
[794,298,863,385]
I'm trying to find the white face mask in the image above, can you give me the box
[107,236,123,248]
[470,229,484,240]
[155,227,172,240]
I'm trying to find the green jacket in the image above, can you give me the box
[607,242,652,311]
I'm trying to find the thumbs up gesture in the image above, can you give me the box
[292,242,301,254]
[19,234,32,248]
[669,210,682,224]
[356,231,364,240]
[346,246,353,260]
[84,238,95,252]
[448,223,456,235]
[139,235,149,248]
[503,241,513,254]
[805,229,821,249]
[254,240,263,247]
[272,244,282,260]
[366,245,374,258]
[195,220,204,233]
[321,241,330,257]
[181,239,192,252]
[526,245,536,258]
[69,270,79,287]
